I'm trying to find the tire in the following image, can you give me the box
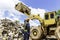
[30,26,43,40]
[29,37,32,40]
[55,26,60,40]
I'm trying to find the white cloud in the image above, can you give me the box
[0,0,24,21]
[29,20,40,26]
[0,0,20,9]
[29,7,46,19]
[0,0,47,26]
[0,10,5,19]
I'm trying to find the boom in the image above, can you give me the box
[15,2,43,23]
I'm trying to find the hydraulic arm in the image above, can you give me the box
[15,2,43,23]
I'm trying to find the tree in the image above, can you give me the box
[57,10,60,15]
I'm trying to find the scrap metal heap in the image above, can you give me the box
[0,18,24,40]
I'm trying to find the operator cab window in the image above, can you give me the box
[45,14,49,20]
[50,13,54,18]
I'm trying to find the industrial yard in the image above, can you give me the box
[0,0,60,40]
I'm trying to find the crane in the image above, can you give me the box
[15,2,60,40]
[15,2,43,24]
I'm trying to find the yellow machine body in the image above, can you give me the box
[44,12,56,26]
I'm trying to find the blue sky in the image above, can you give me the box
[20,0,60,11]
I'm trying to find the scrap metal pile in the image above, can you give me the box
[0,18,24,40]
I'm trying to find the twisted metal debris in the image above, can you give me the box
[0,18,24,40]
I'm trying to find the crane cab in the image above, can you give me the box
[44,11,56,26]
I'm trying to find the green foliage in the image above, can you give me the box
[56,10,60,15]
